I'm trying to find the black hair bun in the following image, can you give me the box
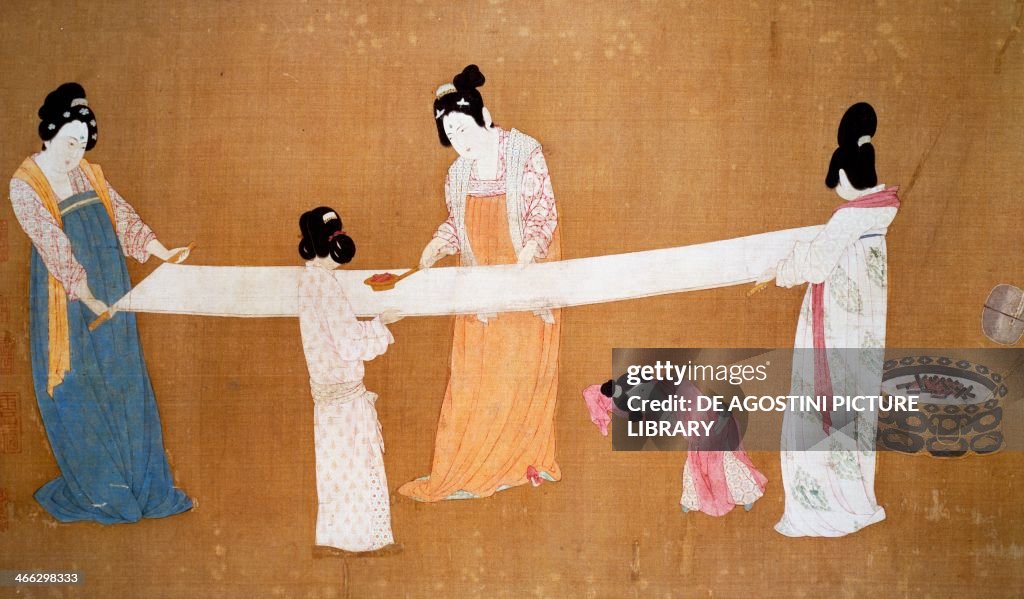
[453,64,485,92]
[39,82,87,120]
[328,233,356,265]
[825,102,879,190]
[600,379,616,398]
[298,237,314,259]
[297,206,356,265]
[836,102,877,148]
[37,82,99,151]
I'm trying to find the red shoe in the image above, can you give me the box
[526,466,542,487]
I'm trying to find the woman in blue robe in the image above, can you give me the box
[9,82,193,524]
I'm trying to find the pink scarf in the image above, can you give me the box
[813,186,900,433]
[582,384,613,436]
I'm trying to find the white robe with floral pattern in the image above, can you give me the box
[773,192,896,537]
[298,264,395,551]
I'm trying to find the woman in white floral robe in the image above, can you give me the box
[765,102,901,537]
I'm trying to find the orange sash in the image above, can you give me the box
[12,157,115,395]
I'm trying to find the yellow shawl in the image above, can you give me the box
[13,157,115,395]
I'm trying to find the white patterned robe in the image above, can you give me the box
[773,187,897,537]
[298,264,395,551]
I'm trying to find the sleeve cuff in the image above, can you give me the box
[369,317,395,345]
[524,233,551,259]
[131,229,158,263]
[63,267,87,300]
[433,231,460,254]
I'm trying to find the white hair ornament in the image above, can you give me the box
[435,83,457,99]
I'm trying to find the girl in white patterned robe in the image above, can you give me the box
[296,207,401,552]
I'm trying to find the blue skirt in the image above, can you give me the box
[29,191,192,524]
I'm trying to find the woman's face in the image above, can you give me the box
[44,121,88,173]
[442,112,491,160]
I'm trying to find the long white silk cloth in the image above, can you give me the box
[112,226,823,318]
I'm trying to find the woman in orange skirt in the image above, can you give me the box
[400,65,561,502]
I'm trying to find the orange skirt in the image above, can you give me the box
[398,194,561,501]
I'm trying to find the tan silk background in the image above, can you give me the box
[1,1,1022,597]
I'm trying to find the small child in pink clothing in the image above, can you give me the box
[582,377,767,516]
[297,206,403,555]
[675,380,767,516]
